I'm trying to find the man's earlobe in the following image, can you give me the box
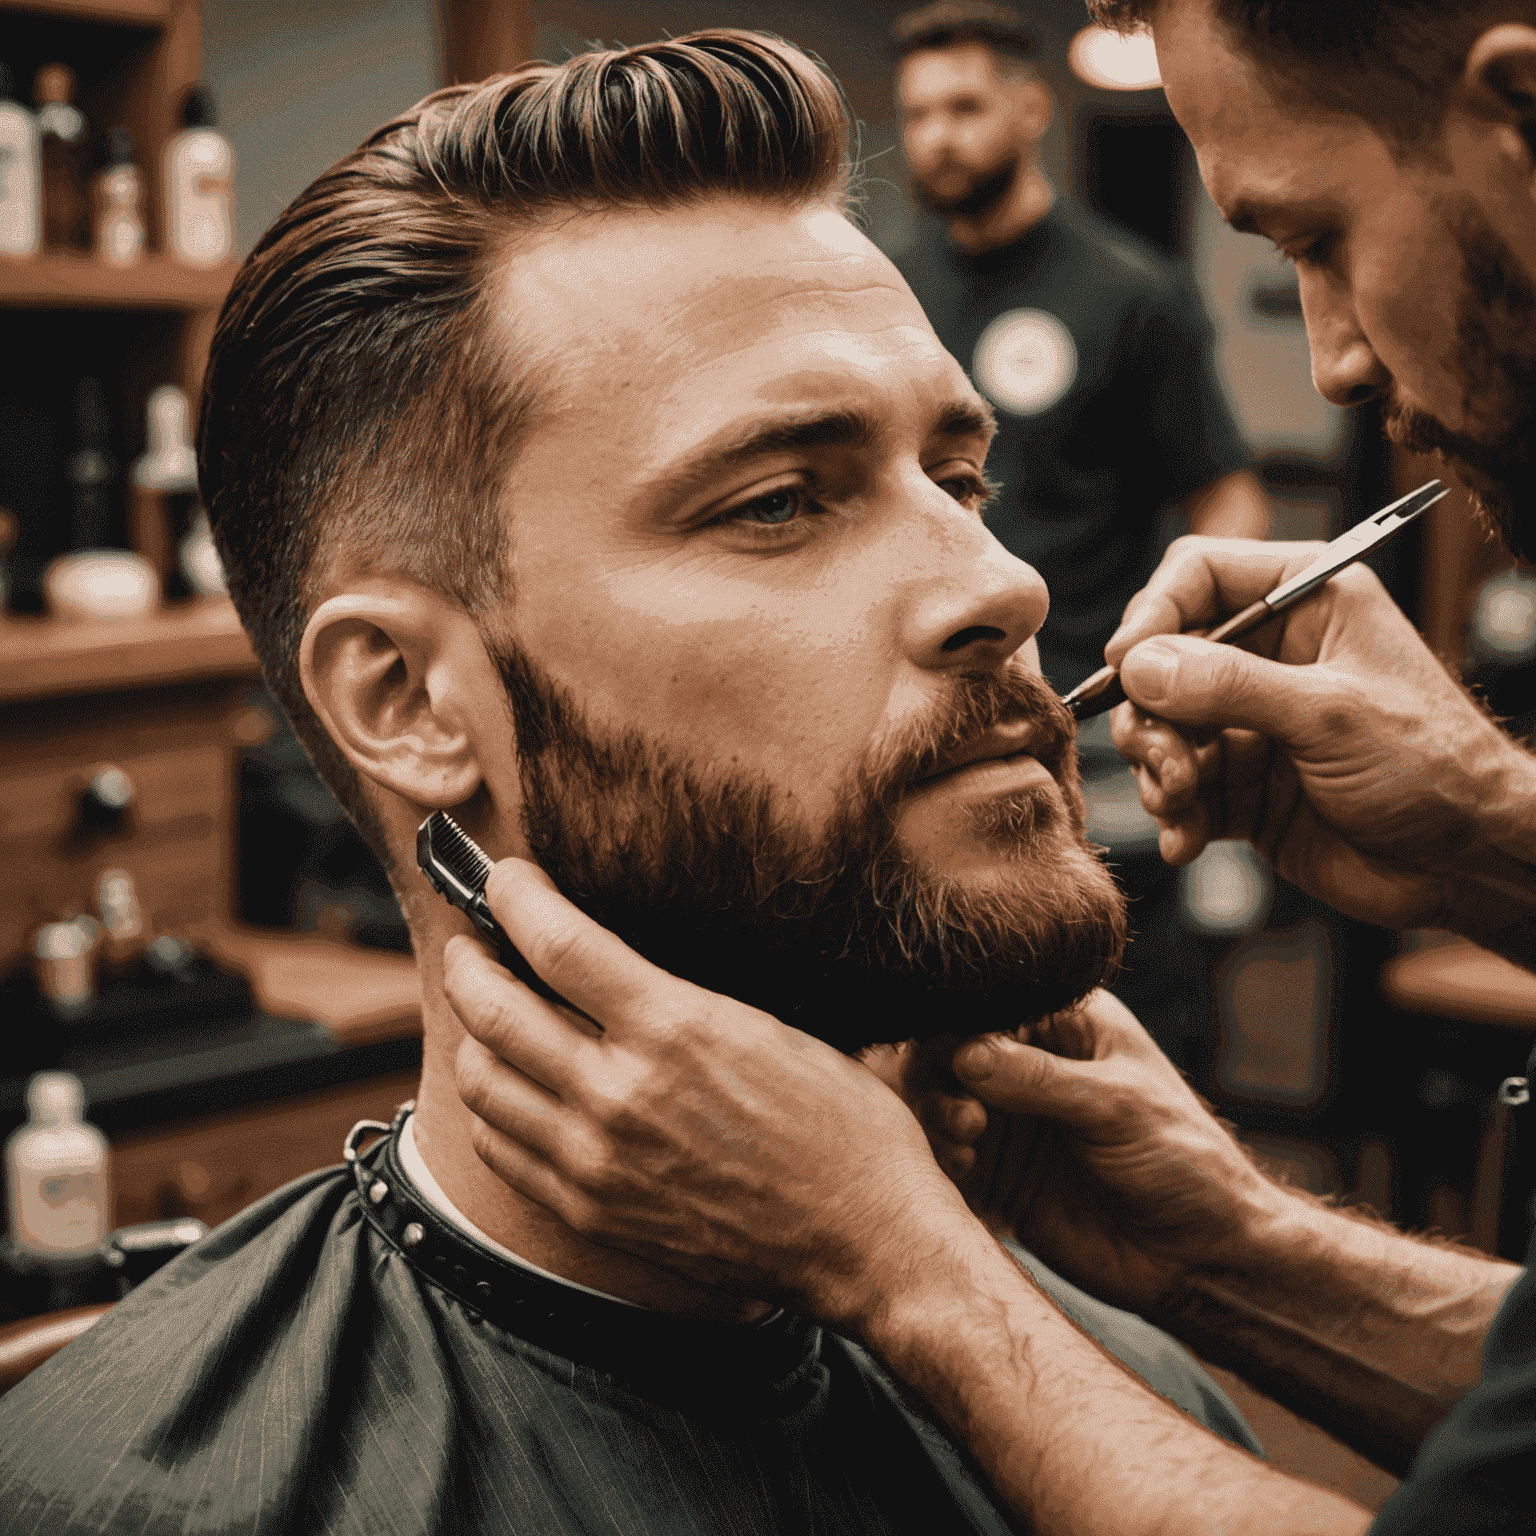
[1465,25,1536,163]
[300,587,485,811]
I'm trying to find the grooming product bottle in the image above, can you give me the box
[129,384,198,596]
[4,1072,110,1258]
[67,375,117,550]
[92,126,144,265]
[163,85,233,266]
[0,62,41,257]
[35,62,89,251]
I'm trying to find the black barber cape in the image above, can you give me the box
[1368,1233,1536,1535]
[0,1112,1258,1535]
[889,201,1250,693]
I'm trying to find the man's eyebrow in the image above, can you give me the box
[934,398,996,442]
[647,399,993,506]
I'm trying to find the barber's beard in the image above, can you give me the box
[1381,198,1536,564]
[490,641,1126,1054]
[914,148,1022,223]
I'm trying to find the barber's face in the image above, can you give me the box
[476,199,1124,1047]
[1157,0,1536,561]
[898,44,1035,219]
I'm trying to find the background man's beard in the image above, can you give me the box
[491,642,1126,1054]
[1381,199,1536,565]
[914,150,1021,222]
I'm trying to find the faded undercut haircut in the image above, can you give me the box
[198,30,854,867]
[1088,0,1536,148]
[890,0,1038,69]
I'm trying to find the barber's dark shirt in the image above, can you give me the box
[1368,1233,1536,1534]
[889,201,1251,691]
[0,1115,1258,1534]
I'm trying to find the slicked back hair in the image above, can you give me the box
[198,30,854,867]
[1088,0,1536,147]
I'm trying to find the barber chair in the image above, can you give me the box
[0,1216,207,1395]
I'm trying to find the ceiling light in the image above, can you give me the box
[1069,25,1162,91]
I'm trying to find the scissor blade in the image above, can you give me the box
[1264,480,1448,612]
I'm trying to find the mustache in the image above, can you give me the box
[860,665,1077,810]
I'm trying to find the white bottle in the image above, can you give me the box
[163,85,233,266]
[4,1073,110,1259]
[0,62,41,258]
[93,127,145,266]
[130,384,201,595]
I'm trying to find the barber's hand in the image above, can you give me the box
[1106,537,1536,944]
[444,858,984,1327]
[950,990,1287,1313]
[857,1037,989,1184]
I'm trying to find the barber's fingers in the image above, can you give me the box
[444,933,600,1099]
[1115,633,1329,740]
[479,857,697,1033]
[1104,537,1327,667]
[455,1029,566,1156]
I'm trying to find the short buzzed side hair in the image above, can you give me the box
[199,31,854,866]
[1089,0,1536,147]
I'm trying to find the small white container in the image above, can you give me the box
[0,63,41,258]
[5,1073,111,1258]
[163,86,233,266]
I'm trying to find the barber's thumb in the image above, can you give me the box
[1119,634,1307,734]
[952,1035,1090,1120]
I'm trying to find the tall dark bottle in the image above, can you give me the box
[34,62,89,251]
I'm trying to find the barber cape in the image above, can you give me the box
[0,1105,1258,1535]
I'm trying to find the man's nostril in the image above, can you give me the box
[943,625,1008,652]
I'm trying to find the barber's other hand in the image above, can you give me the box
[1106,537,1536,946]
[951,990,1286,1314]
[445,858,982,1327]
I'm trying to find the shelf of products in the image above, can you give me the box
[0,252,233,309]
[0,596,256,704]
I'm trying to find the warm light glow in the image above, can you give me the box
[1069,25,1162,91]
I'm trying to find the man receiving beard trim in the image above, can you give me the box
[0,30,1262,1536]
[438,5,1536,1535]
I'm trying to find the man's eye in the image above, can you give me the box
[731,488,808,526]
[937,472,996,511]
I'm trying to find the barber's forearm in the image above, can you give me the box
[1156,1191,1520,1474]
[857,1226,1371,1536]
[1443,742,1536,969]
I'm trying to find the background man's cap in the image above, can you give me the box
[889,1,1038,61]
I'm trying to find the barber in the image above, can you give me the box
[442,3,1536,1530]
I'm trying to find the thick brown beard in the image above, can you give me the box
[491,639,1127,1054]
[1380,198,1536,566]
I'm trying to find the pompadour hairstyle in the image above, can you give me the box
[890,1,1038,63]
[1087,0,1536,145]
[198,30,854,867]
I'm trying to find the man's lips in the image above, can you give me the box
[914,724,1047,786]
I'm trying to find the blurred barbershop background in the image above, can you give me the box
[2,0,1535,1442]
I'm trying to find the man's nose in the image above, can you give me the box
[902,515,1050,673]
[1302,272,1390,407]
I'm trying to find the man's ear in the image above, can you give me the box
[300,579,489,811]
[1017,74,1054,146]
[1463,25,1536,165]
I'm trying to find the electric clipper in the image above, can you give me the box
[416,811,571,1010]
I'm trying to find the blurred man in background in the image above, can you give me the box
[887,0,1271,1065]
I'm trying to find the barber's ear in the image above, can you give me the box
[1463,25,1536,163]
[300,581,488,809]
[1019,75,1053,144]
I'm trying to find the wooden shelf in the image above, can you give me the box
[0,597,258,704]
[0,0,168,25]
[0,254,233,311]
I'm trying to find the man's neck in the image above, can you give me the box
[411,983,774,1325]
[944,164,1054,255]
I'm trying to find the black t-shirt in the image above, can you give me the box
[889,201,1251,691]
[0,1114,1258,1534]
[1368,1232,1536,1534]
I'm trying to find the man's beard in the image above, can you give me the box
[913,148,1021,223]
[1381,198,1536,565]
[490,641,1126,1055]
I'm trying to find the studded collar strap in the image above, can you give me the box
[345,1103,825,1416]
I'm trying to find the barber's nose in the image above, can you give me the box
[905,533,1050,673]
[1303,275,1390,407]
